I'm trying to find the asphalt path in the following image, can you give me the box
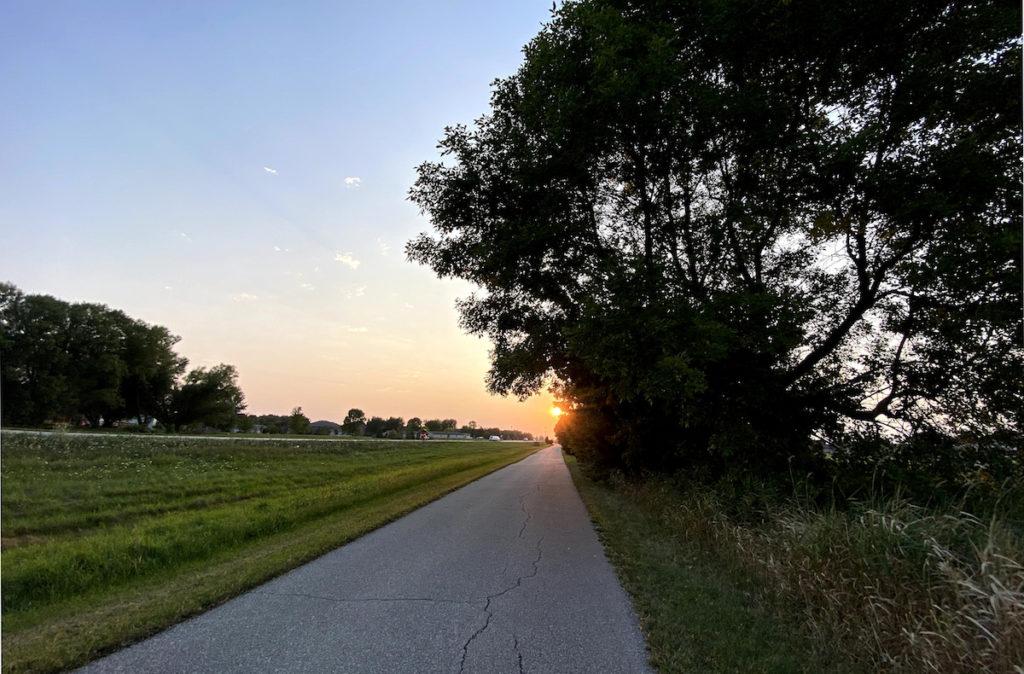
[79,445,651,673]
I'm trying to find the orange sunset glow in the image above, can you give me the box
[0,1,561,439]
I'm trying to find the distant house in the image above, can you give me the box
[427,431,472,440]
[310,420,344,436]
[113,417,158,431]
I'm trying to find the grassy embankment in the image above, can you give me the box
[1,432,540,673]
[566,455,1023,674]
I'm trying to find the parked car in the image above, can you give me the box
[488,435,501,441]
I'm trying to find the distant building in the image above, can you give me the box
[310,420,344,436]
[428,431,472,440]
[113,417,158,430]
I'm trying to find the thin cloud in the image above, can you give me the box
[274,246,290,253]
[231,293,259,302]
[346,326,369,333]
[334,252,361,269]
[178,232,193,243]
[377,238,390,256]
[300,283,315,291]
[343,284,367,299]
[344,176,362,189]
[263,166,278,175]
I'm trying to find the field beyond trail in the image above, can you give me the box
[0,432,540,673]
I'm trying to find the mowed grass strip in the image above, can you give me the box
[564,455,851,674]
[1,433,540,673]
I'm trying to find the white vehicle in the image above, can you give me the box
[488,435,501,441]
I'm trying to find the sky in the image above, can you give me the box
[0,0,559,437]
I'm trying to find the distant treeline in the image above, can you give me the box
[1,283,244,430]
[1,283,536,440]
[237,407,535,441]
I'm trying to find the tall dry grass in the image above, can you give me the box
[618,476,1023,672]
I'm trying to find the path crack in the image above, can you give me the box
[513,633,525,674]
[516,491,532,540]
[459,535,544,673]
[502,488,535,576]
[458,597,494,673]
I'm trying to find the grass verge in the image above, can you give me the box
[565,454,843,673]
[1,432,540,673]
[565,454,1023,673]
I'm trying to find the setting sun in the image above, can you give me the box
[550,406,563,418]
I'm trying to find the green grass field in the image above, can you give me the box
[1,432,539,673]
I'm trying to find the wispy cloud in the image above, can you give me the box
[377,238,390,256]
[231,293,259,302]
[164,286,174,291]
[300,283,315,291]
[263,166,278,175]
[334,251,361,269]
[274,245,290,253]
[346,326,369,333]
[343,284,367,299]
[178,232,193,243]
[344,176,362,189]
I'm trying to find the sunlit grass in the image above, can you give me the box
[1,432,539,673]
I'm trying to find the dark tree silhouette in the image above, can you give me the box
[409,0,1022,471]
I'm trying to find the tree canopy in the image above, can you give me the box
[408,0,1022,472]
[288,406,311,435]
[342,408,367,435]
[170,365,246,431]
[1,283,245,430]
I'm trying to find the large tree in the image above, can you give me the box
[1,283,186,427]
[170,364,246,431]
[405,416,424,438]
[342,408,367,435]
[118,320,187,424]
[365,416,387,437]
[409,0,1022,471]
[288,406,311,434]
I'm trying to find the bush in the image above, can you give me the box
[829,430,1023,516]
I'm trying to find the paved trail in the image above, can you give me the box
[80,445,651,673]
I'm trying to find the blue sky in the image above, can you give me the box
[0,0,558,434]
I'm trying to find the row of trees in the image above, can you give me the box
[229,408,535,439]
[409,0,1022,477]
[235,408,312,435]
[341,408,534,440]
[0,283,246,430]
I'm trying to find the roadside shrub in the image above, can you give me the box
[829,430,1023,514]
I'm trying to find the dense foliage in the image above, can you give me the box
[0,283,245,430]
[408,0,1022,475]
